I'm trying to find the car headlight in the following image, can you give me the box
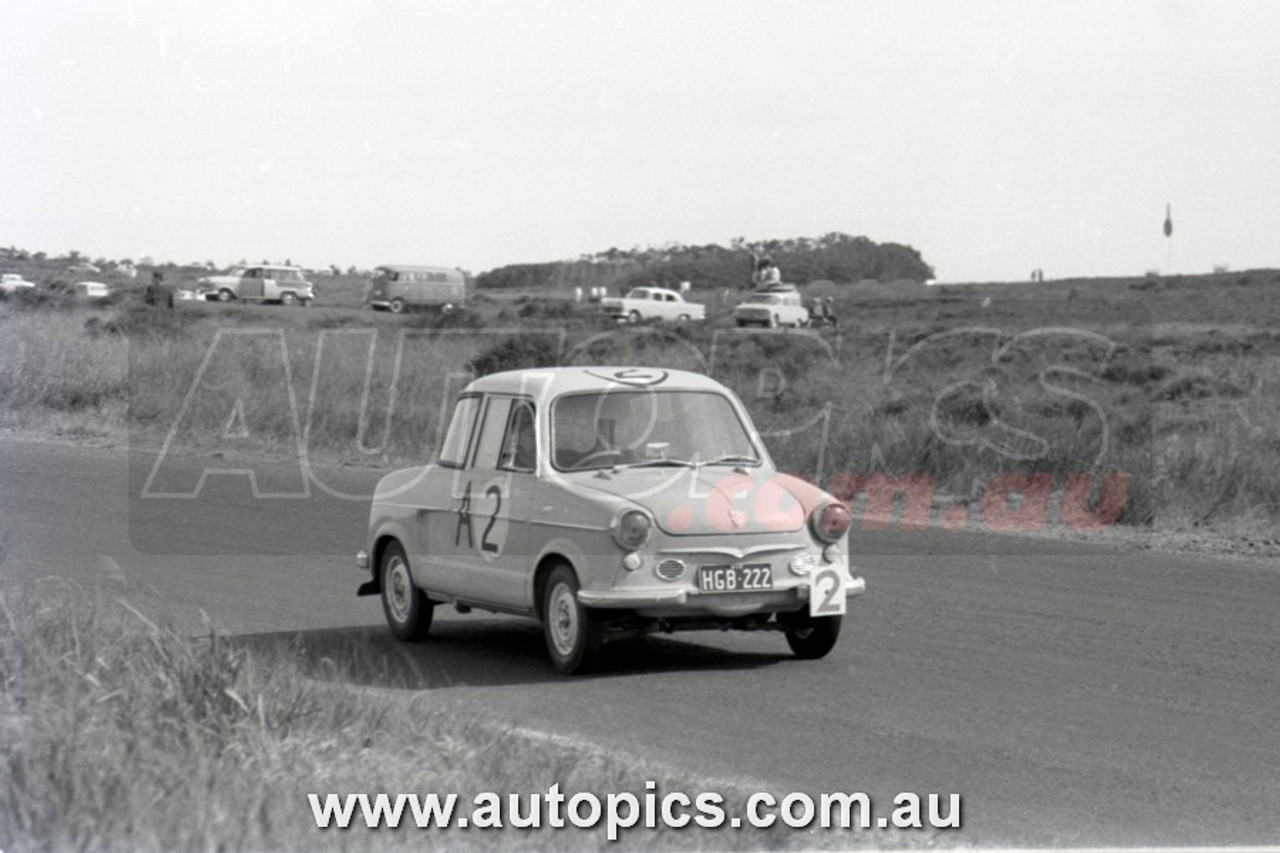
[612,510,652,551]
[810,502,852,544]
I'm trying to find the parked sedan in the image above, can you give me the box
[600,287,706,323]
[356,366,863,673]
[0,273,36,295]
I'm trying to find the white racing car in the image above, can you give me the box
[357,366,864,673]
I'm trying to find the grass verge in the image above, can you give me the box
[0,579,931,852]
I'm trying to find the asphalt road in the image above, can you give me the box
[2,439,1277,846]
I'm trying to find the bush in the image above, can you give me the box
[468,335,561,376]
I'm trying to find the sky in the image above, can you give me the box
[3,0,1278,282]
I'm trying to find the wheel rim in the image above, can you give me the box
[385,556,412,625]
[548,583,578,657]
[391,300,405,314]
[282,293,295,305]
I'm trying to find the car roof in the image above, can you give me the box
[464,367,726,399]
[375,264,462,274]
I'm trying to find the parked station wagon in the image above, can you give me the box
[357,366,864,673]
[733,285,810,328]
[198,264,315,306]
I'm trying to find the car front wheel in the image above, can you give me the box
[543,565,601,674]
[217,288,234,302]
[782,612,841,659]
[381,542,433,641]
[280,292,297,306]
[389,298,406,314]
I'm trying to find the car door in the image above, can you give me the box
[424,395,535,609]
[240,268,265,300]
[260,268,281,300]
[417,395,482,596]
[662,292,682,320]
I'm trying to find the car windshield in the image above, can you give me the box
[551,390,761,471]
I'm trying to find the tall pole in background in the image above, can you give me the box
[1163,203,1174,273]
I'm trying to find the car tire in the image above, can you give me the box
[627,310,641,324]
[543,565,601,674]
[389,298,406,314]
[769,314,780,328]
[217,288,235,302]
[782,612,841,659]
[280,292,297,307]
[677,313,690,323]
[381,542,433,642]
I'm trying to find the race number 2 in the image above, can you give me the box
[809,566,846,617]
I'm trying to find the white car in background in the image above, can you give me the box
[73,281,112,299]
[733,285,810,328]
[1,273,36,295]
[601,287,705,323]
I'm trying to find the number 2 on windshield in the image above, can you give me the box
[809,567,846,617]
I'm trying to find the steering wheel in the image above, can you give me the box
[573,448,626,469]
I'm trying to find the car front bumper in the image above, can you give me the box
[577,574,865,609]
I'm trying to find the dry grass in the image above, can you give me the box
[0,579,915,852]
[2,275,1280,534]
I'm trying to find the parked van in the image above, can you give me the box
[366,265,466,313]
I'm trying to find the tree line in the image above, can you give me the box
[474,233,934,292]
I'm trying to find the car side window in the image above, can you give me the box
[471,397,514,471]
[499,401,537,473]
[438,396,480,468]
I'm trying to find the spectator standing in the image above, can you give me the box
[145,270,174,309]
[753,258,781,287]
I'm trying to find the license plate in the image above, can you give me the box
[698,563,773,592]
